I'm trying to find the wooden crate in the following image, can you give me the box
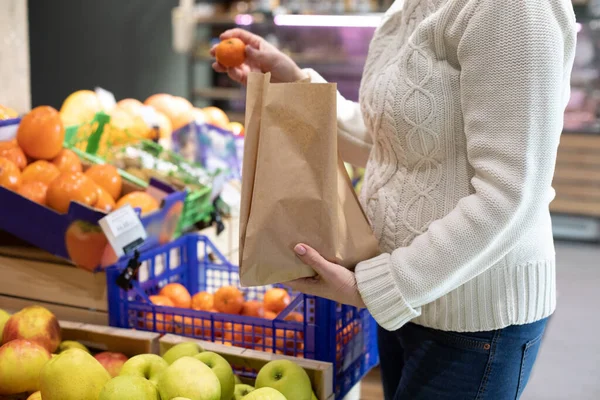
[552,133,600,218]
[160,334,334,400]
[59,320,160,356]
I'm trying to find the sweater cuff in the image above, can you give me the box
[355,253,421,331]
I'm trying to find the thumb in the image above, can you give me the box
[294,244,334,276]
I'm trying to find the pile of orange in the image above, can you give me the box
[0,106,160,216]
[144,283,304,355]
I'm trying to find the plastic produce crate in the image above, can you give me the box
[106,234,378,399]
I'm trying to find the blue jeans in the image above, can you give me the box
[378,318,548,400]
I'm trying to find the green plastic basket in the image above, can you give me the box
[64,112,215,235]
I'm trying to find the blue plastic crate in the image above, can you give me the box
[106,234,379,399]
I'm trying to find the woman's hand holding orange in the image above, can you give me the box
[211,29,307,85]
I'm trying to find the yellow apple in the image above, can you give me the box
[40,348,110,400]
[57,340,90,354]
[195,351,235,400]
[0,339,51,395]
[0,309,10,337]
[242,387,286,400]
[99,376,160,400]
[27,391,42,400]
[156,356,220,400]
[119,354,168,386]
[2,306,61,353]
[162,342,204,365]
[234,384,255,400]
[256,359,312,400]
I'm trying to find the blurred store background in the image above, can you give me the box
[4,0,600,398]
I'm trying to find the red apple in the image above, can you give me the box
[95,351,128,377]
[2,306,61,353]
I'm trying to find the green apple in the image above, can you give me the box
[99,376,160,400]
[27,391,42,400]
[0,309,10,338]
[171,398,193,400]
[312,391,318,400]
[234,375,242,385]
[195,352,235,400]
[256,360,312,400]
[242,387,286,400]
[157,356,220,400]
[0,339,51,395]
[40,348,111,400]
[119,354,168,386]
[233,384,255,400]
[57,340,90,354]
[162,342,204,365]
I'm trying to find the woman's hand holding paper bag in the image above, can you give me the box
[285,243,366,308]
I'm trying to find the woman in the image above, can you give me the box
[213,0,576,398]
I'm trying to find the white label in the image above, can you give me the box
[99,205,147,257]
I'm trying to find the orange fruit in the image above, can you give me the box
[0,139,17,151]
[0,157,21,191]
[202,107,229,129]
[145,295,175,332]
[144,94,193,131]
[191,292,214,311]
[52,149,82,174]
[47,172,98,213]
[159,283,192,308]
[21,160,60,185]
[116,98,144,115]
[284,312,304,323]
[59,90,102,126]
[85,164,122,201]
[264,310,277,320]
[17,181,48,205]
[94,185,116,212]
[241,300,265,318]
[227,122,245,136]
[215,38,246,68]
[17,106,65,160]
[154,111,173,140]
[115,191,159,216]
[214,286,244,314]
[263,288,291,314]
[0,146,26,170]
[224,323,257,345]
[64,220,109,271]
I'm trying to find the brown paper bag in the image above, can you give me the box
[239,72,380,286]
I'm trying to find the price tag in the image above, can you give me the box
[99,205,147,257]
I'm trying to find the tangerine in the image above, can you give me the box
[191,291,214,311]
[0,139,17,151]
[52,149,82,174]
[85,164,122,201]
[21,160,60,185]
[159,283,192,308]
[64,220,109,272]
[241,300,265,318]
[284,312,304,323]
[264,310,277,320]
[263,288,291,314]
[17,181,48,205]
[215,38,246,68]
[0,157,21,191]
[0,146,27,170]
[146,295,175,332]
[115,191,159,216]
[47,172,98,213]
[17,106,65,160]
[94,185,116,212]
[214,286,244,314]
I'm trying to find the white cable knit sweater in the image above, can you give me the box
[307,0,576,332]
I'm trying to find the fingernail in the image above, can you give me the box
[294,245,306,256]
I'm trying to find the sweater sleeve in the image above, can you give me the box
[304,69,372,167]
[355,0,576,330]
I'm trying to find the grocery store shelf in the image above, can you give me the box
[194,87,244,101]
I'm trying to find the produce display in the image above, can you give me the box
[144,283,310,355]
[0,305,321,400]
[0,107,186,271]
